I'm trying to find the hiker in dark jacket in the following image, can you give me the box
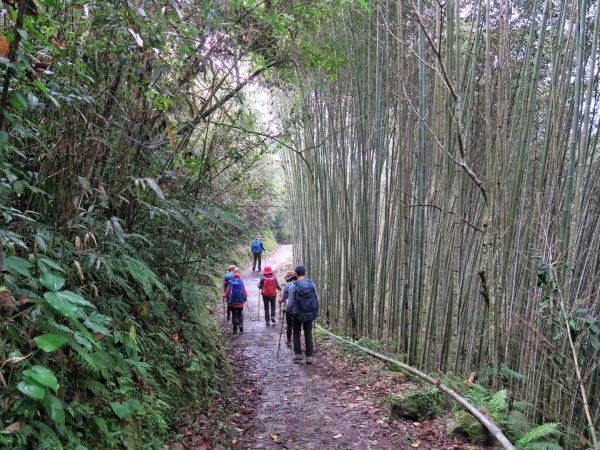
[258,266,281,326]
[222,273,248,335]
[280,271,297,348]
[251,234,265,271]
[286,265,319,365]
[223,264,237,322]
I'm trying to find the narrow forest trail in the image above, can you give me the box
[221,245,479,450]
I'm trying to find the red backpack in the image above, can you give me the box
[262,276,277,297]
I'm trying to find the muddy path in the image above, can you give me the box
[222,245,479,450]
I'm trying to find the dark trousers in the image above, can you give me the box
[252,253,262,271]
[292,316,314,357]
[226,302,231,321]
[263,296,276,322]
[286,311,293,341]
[231,308,243,332]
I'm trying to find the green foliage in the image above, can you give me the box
[447,381,562,448]
[516,423,561,450]
[0,0,291,447]
[477,363,527,385]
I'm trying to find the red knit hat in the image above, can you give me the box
[263,266,273,275]
[233,273,241,278]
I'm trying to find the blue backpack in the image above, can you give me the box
[228,278,245,305]
[251,238,262,254]
[291,279,318,321]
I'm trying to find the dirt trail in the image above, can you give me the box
[224,245,476,450]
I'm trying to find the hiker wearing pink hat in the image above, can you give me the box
[258,266,281,326]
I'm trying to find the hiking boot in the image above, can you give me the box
[293,354,303,363]
[232,329,237,335]
[265,322,270,326]
[271,317,276,324]
[305,356,314,365]
[286,340,292,348]
[239,327,244,333]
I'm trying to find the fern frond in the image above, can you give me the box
[120,255,170,298]
[71,344,106,373]
[499,363,527,381]
[75,378,110,396]
[34,421,64,450]
[489,389,509,414]
[516,423,560,446]
[478,363,527,384]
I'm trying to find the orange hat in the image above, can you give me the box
[263,266,273,275]
[284,271,297,281]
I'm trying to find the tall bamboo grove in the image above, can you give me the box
[281,0,600,442]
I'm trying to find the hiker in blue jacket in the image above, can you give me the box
[251,234,265,271]
[286,265,319,365]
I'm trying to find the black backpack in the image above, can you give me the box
[292,278,318,321]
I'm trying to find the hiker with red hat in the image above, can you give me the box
[222,273,248,335]
[258,266,281,326]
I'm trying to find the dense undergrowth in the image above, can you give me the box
[0,223,281,449]
[324,333,567,449]
[0,0,292,447]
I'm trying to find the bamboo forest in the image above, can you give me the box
[1,0,599,449]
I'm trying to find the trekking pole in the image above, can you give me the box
[257,291,261,322]
[277,302,285,359]
[246,304,254,332]
[243,290,254,332]
[222,298,226,325]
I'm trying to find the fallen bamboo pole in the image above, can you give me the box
[316,325,516,450]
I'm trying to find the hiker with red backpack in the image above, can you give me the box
[286,265,319,364]
[222,273,248,335]
[251,234,265,271]
[258,266,281,326]
[223,264,238,322]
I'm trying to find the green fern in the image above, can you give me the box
[499,364,527,382]
[75,378,110,396]
[478,363,526,384]
[516,423,560,447]
[465,383,489,408]
[120,255,170,299]
[489,389,509,414]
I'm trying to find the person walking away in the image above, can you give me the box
[251,234,265,271]
[223,264,238,322]
[258,266,281,326]
[222,273,248,334]
[287,265,319,364]
[280,271,297,348]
